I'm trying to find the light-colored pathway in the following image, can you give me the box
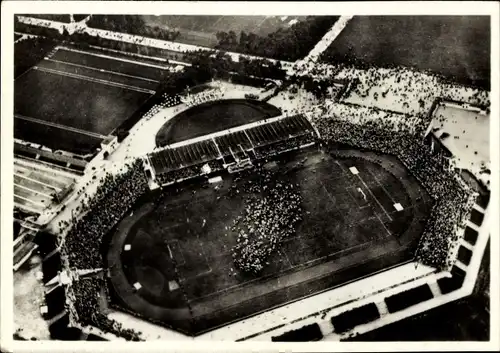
[300,15,354,65]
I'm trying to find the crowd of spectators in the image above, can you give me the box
[181,86,225,107]
[62,159,148,269]
[59,160,148,340]
[307,60,490,117]
[254,133,315,159]
[69,278,142,341]
[230,170,303,274]
[312,112,475,270]
[140,94,181,125]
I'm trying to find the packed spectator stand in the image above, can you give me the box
[180,86,225,107]
[140,94,182,124]
[62,159,148,269]
[59,160,148,339]
[67,277,142,340]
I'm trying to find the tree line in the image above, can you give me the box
[87,15,181,42]
[15,17,335,100]
[215,16,340,61]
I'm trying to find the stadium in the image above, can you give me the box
[11,13,492,343]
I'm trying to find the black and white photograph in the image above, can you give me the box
[1,1,498,351]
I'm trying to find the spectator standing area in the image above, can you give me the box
[14,46,172,155]
[107,147,432,335]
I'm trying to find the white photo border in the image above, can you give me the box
[2,1,498,352]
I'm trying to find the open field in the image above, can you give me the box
[107,147,432,334]
[14,46,168,154]
[51,48,170,81]
[14,118,103,155]
[321,16,490,88]
[142,15,307,48]
[155,99,282,146]
[38,60,159,91]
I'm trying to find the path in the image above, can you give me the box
[16,14,490,118]
[299,15,354,66]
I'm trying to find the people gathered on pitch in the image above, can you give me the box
[230,170,303,274]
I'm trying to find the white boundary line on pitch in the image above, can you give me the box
[33,65,155,94]
[366,167,398,205]
[14,172,63,192]
[15,113,106,139]
[45,58,160,83]
[13,193,45,207]
[345,186,370,209]
[356,173,393,222]
[56,46,175,71]
[166,239,185,266]
[190,237,381,304]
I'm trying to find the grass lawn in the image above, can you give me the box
[14,118,102,154]
[14,46,169,154]
[322,16,490,88]
[51,48,171,82]
[141,15,307,48]
[15,68,151,136]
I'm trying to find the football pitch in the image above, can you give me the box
[14,47,171,154]
[107,147,433,334]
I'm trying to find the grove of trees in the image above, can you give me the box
[215,16,340,61]
[87,15,181,42]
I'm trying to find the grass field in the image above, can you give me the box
[15,69,151,134]
[155,99,282,146]
[142,15,307,48]
[14,47,168,154]
[322,16,490,88]
[51,48,170,82]
[107,147,432,334]
[14,119,103,154]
